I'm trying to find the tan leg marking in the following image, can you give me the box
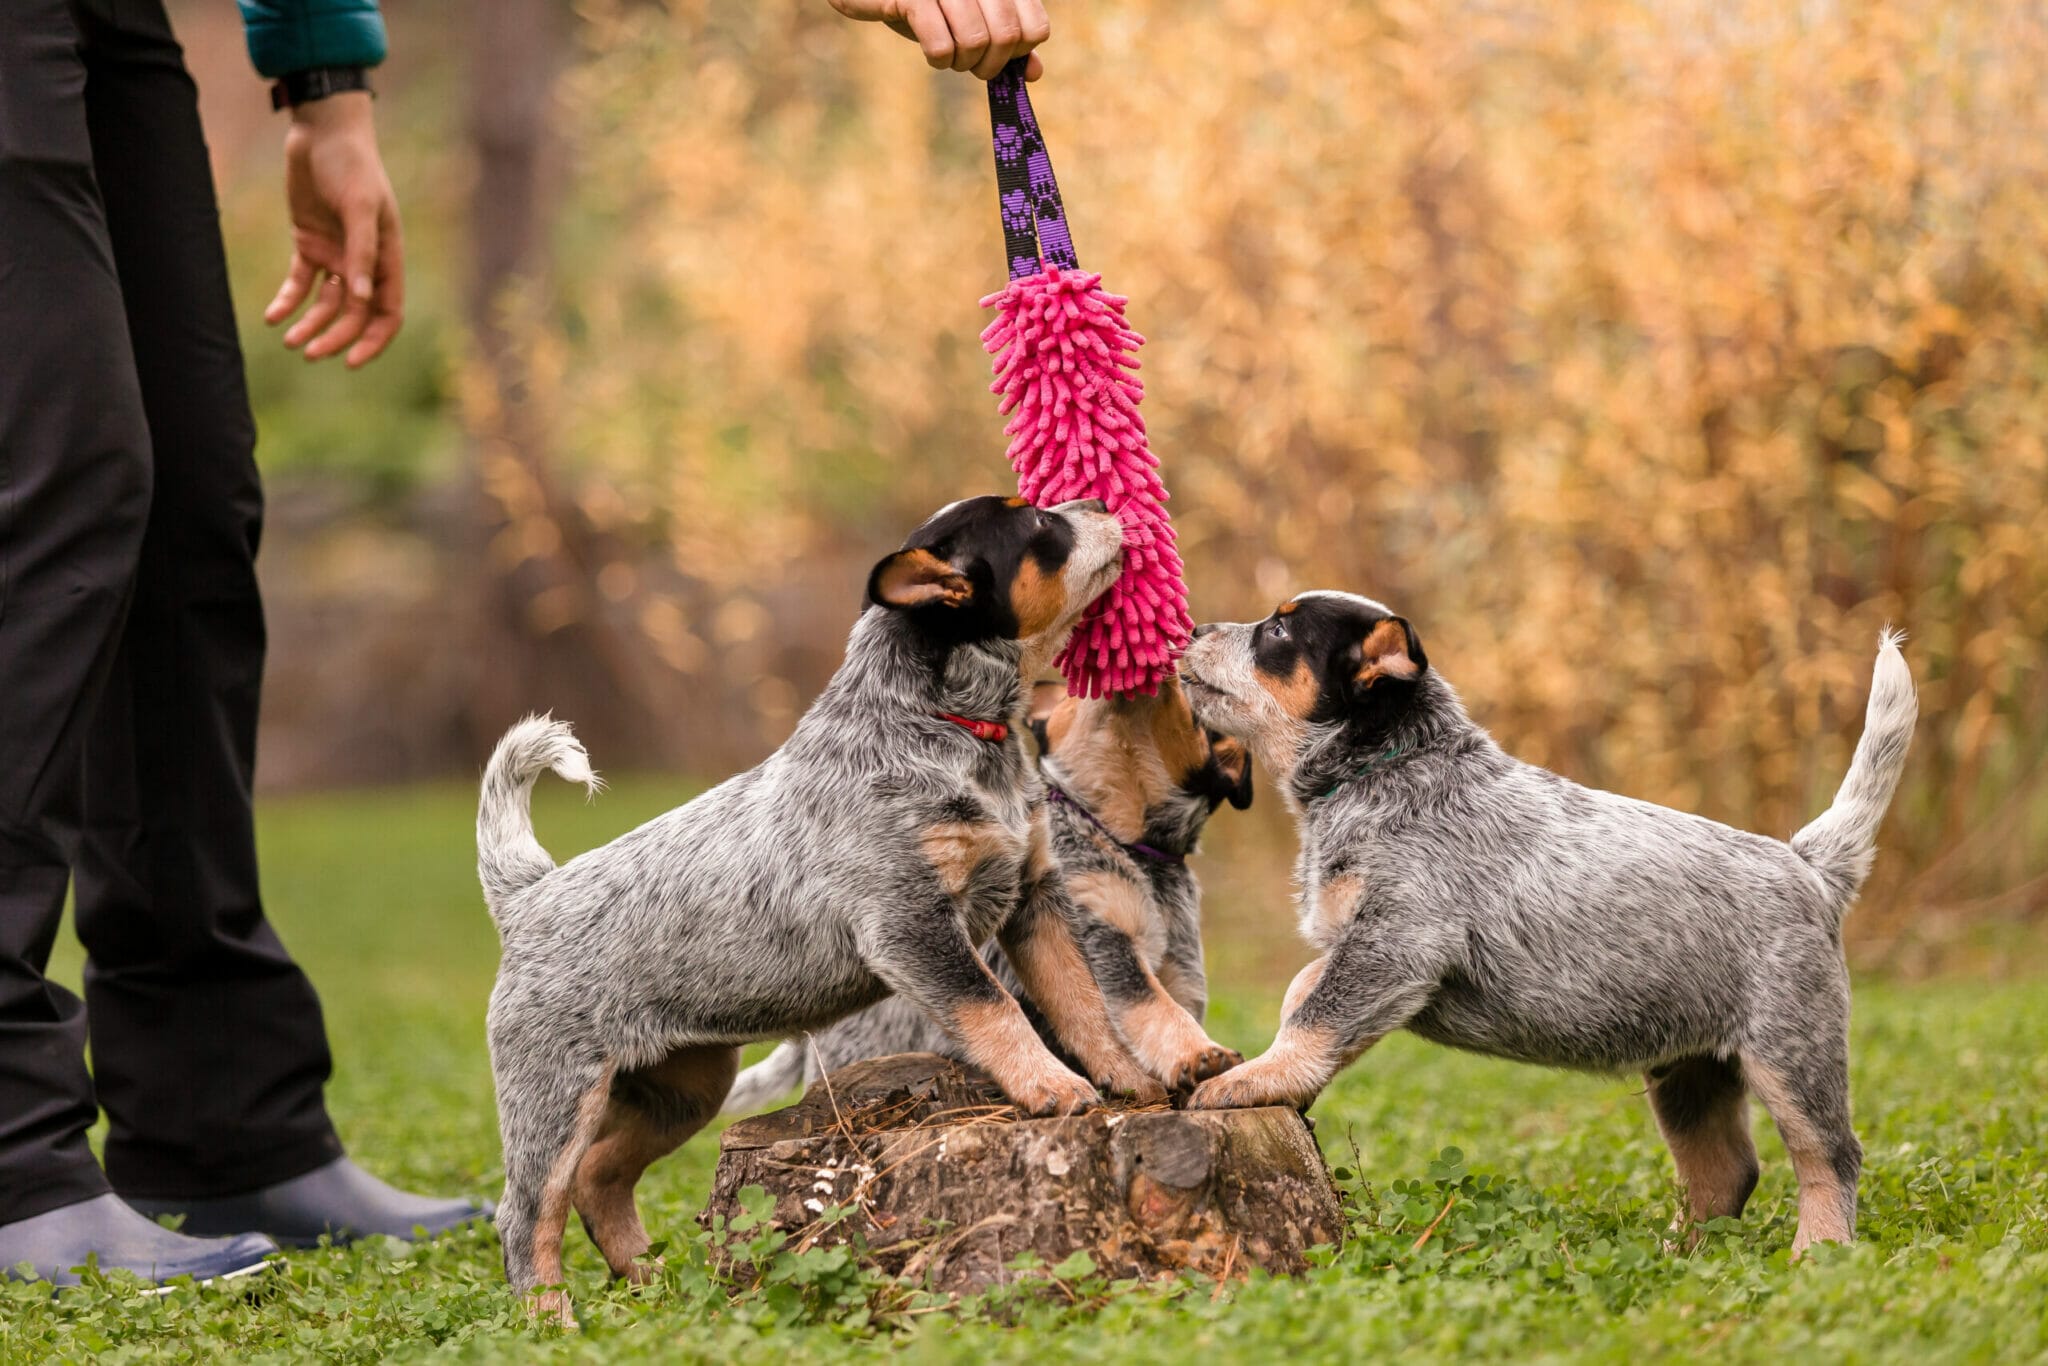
[1025,808,1057,882]
[1003,916,1166,1103]
[1647,1070,1758,1225]
[1189,957,1340,1110]
[1309,874,1364,945]
[1063,865,1232,1090]
[950,997,1098,1115]
[922,820,1023,898]
[530,1069,616,1325]
[1066,870,1160,956]
[1155,958,1203,1015]
[574,1045,738,1283]
[1743,1056,1856,1252]
[1280,956,1327,1017]
[1117,983,1241,1090]
[1186,1021,1344,1110]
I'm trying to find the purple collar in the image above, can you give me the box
[1044,784,1186,866]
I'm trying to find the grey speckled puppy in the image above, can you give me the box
[1178,591,1916,1255]
[476,496,1210,1322]
[722,673,1255,1113]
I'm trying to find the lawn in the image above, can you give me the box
[7,778,2046,1363]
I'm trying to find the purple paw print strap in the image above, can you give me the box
[987,57,1079,281]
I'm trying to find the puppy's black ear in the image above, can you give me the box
[1350,616,1426,698]
[869,548,973,610]
[1207,733,1255,811]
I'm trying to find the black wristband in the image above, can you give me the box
[270,66,374,112]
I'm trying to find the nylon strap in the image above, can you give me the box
[987,57,1078,280]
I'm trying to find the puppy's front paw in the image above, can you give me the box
[1163,1041,1243,1093]
[1096,1067,1169,1106]
[1186,1055,1319,1111]
[1007,1067,1100,1117]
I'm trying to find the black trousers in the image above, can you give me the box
[0,0,341,1226]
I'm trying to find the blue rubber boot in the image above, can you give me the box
[126,1157,492,1248]
[0,1194,277,1289]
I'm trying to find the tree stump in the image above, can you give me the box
[703,1053,1344,1293]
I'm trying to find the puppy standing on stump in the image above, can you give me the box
[1179,593,1917,1254]
[476,497,1215,1322]
[723,674,1254,1112]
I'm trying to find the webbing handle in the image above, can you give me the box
[987,57,1078,280]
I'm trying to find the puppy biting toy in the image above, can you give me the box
[982,61,1191,698]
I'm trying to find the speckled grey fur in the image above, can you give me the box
[1182,596,1916,1253]
[476,499,1151,1308]
[722,711,1230,1112]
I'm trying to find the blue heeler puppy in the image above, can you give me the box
[476,496,1195,1320]
[1177,592,1916,1254]
[721,672,1255,1113]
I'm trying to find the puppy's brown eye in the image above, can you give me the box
[1265,618,1289,642]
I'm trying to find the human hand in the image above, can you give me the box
[265,91,405,368]
[829,0,1050,81]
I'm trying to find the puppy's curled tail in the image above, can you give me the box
[721,1040,810,1116]
[1791,628,1917,914]
[478,713,600,920]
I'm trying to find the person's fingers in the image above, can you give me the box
[937,0,990,73]
[1024,50,1044,81]
[265,252,317,325]
[1016,0,1050,48]
[337,197,381,314]
[969,0,1026,79]
[345,308,403,369]
[302,197,384,361]
[303,290,370,360]
[897,0,955,69]
[282,273,345,349]
[346,210,405,368]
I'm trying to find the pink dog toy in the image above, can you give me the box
[980,62,1192,698]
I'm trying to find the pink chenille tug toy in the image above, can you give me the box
[979,61,1192,698]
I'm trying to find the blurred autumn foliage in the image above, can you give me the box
[481,0,2043,960]
[191,0,2045,969]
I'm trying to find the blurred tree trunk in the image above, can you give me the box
[459,0,668,767]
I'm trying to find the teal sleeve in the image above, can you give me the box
[236,0,389,80]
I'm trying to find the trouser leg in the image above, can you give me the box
[68,0,341,1200]
[0,0,153,1226]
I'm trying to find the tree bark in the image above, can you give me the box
[705,1054,1345,1293]
[459,0,670,765]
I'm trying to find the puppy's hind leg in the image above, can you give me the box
[1646,1055,1759,1240]
[1741,1017,1861,1255]
[574,1044,739,1284]
[490,1010,614,1325]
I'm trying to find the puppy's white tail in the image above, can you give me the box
[721,1041,809,1116]
[477,714,600,921]
[1791,629,1917,915]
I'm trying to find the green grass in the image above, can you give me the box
[7,779,2046,1362]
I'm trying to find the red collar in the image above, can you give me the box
[933,711,1010,743]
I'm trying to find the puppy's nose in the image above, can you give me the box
[1191,623,1220,639]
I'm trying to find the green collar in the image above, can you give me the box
[1313,742,1407,801]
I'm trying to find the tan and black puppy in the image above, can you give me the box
[723,673,1253,1112]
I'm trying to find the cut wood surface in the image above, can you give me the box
[704,1053,1345,1293]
